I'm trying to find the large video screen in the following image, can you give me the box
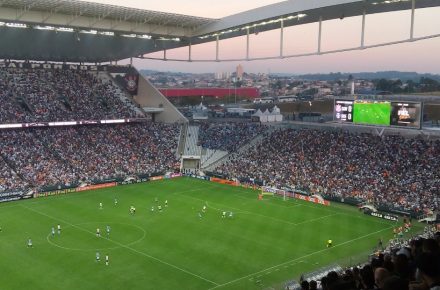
[353,101,391,126]
[334,99,421,128]
[390,102,421,128]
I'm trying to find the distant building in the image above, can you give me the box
[236,64,244,80]
[215,71,232,80]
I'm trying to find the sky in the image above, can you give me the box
[80,0,440,74]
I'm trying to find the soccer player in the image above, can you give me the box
[99,202,103,210]
[158,205,162,212]
[222,211,226,218]
[51,227,55,237]
[202,205,207,213]
[57,224,61,235]
[27,238,33,248]
[96,251,100,262]
[96,228,101,237]
[105,254,109,266]
[165,200,168,207]
[151,206,154,212]
[327,239,333,248]
[106,225,111,236]
[114,198,118,206]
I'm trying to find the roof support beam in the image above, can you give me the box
[89,10,113,27]
[188,41,192,62]
[361,9,366,48]
[410,0,416,39]
[15,2,38,21]
[130,17,151,32]
[280,19,284,58]
[41,2,65,24]
[246,28,250,60]
[317,16,322,54]
[215,35,219,61]
[66,10,89,26]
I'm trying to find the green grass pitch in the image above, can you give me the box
[353,102,391,126]
[0,177,420,290]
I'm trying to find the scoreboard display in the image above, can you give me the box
[334,99,421,128]
[334,100,353,122]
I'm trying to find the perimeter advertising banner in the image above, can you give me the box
[0,190,33,203]
[263,186,330,206]
[367,211,399,222]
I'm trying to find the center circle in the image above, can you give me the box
[47,222,146,251]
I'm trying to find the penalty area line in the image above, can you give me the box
[208,225,393,289]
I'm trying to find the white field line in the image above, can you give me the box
[205,199,338,228]
[20,204,219,286]
[203,182,391,227]
[208,225,393,290]
[207,183,303,209]
[290,213,339,227]
[177,192,301,226]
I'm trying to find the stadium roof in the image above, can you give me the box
[0,0,439,62]
[0,0,215,30]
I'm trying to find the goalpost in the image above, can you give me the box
[259,186,277,200]
[260,186,292,201]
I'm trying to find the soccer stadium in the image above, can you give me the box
[0,1,440,290]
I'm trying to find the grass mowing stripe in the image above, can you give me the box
[208,225,394,290]
[20,204,220,286]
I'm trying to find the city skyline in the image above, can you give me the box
[80,0,440,74]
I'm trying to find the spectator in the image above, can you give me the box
[198,121,266,152]
[0,123,179,192]
[414,253,440,290]
[300,280,309,290]
[217,128,440,213]
[375,267,391,289]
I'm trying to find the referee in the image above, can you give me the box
[327,239,333,248]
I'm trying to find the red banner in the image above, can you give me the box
[210,177,238,186]
[294,194,330,206]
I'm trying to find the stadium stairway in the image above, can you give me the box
[200,148,228,169]
[183,125,202,157]
[176,123,187,158]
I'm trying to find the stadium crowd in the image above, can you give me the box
[298,226,440,290]
[0,123,179,191]
[198,121,266,152]
[216,128,440,213]
[0,158,29,192]
[0,67,140,123]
